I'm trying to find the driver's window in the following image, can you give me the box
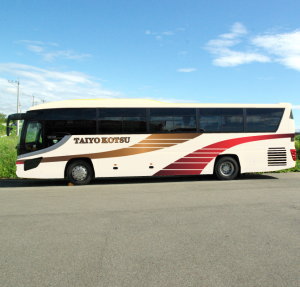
[25,122,43,152]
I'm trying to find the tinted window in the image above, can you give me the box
[149,108,196,132]
[45,120,97,141]
[199,108,244,132]
[28,108,97,120]
[23,121,44,153]
[25,122,43,144]
[98,108,147,134]
[246,108,284,132]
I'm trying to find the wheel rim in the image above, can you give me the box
[71,165,88,181]
[219,161,235,177]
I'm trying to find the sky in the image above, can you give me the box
[0,0,300,130]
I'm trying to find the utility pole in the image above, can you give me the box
[32,95,35,106]
[8,80,20,136]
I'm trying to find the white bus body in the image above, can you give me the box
[8,99,296,184]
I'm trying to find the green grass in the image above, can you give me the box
[0,124,6,136]
[273,160,300,173]
[295,140,300,153]
[0,136,18,178]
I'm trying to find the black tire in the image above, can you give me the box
[66,160,93,185]
[214,156,239,180]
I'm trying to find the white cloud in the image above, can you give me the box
[27,45,44,53]
[0,63,122,115]
[293,105,300,110]
[145,28,183,41]
[206,22,270,67]
[220,22,247,40]
[252,30,300,71]
[177,68,197,73]
[162,31,175,36]
[42,50,91,62]
[213,50,270,67]
[17,40,91,62]
[18,40,58,46]
[206,24,300,71]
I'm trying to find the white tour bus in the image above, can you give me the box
[6,99,296,185]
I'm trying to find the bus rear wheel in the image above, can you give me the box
[215,156,239,180]
[66,160,93,185]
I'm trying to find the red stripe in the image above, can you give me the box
[155,170,201,176]
[16,161,24,165]
[186,153,220,157]
[164,163,207,170]
[195,149,226,152]
[197,134,294,150]
[176,157,213,163]
[154,133,294,176]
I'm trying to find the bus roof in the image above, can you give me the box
[29,98,292,110]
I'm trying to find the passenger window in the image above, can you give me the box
[149,108,196,132]
[98,108,147,134]
[31,108,97,120]
[45,120,97,145]
[199,108,244,132]
[245,108,284,132]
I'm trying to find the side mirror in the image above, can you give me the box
[6,113,26,136]
[6,116,12,136]
[6,126,13,136]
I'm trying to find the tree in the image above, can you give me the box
[0,113,6,123]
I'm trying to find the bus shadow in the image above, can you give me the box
[0,179,66,188]
[0,173,278,188]
[93,173,279,185]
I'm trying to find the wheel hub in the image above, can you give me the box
[71,165,88,181]
[220,162,234,176]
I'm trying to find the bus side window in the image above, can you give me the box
[44,120,97,146]
[149,108,196,133]
[245,108,284,132]
[98,108,147,134]
[199,108,244,132]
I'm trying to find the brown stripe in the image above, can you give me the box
[41,147,161,163]
[90,147,161,158]
[130,143,176,148]
[42,155,74,163]
[146,133,201,139]
[139,139,187,143]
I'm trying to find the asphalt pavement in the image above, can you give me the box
[0,173,299,287]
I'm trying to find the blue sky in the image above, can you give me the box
[1,0,300,130]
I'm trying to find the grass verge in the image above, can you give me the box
[0,136,18,178]
[272,159,300,173]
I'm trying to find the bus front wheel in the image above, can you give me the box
[66,160,93,185]
[214,156,239,180]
